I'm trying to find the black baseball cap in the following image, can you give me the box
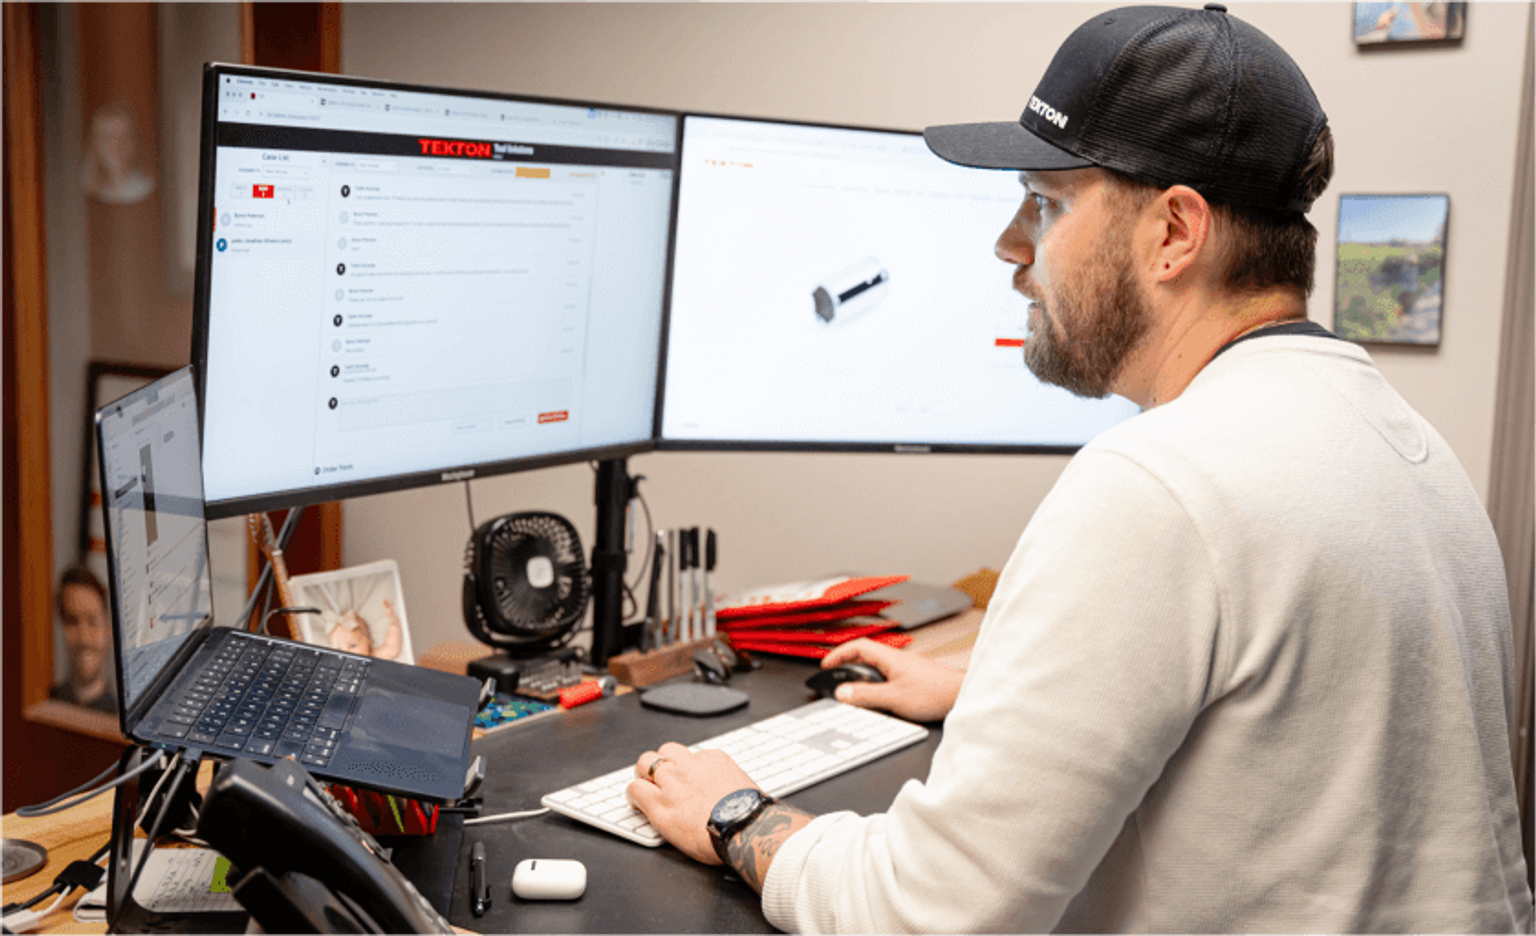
[924,4,1328,213]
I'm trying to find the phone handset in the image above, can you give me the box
[196,757,452,934]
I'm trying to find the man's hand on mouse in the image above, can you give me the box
[821,638,965,723]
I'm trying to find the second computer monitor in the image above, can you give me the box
[662,115,1140,452]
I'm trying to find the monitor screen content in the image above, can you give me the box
[97,367,217,715]
[193,66,680,517]
[661,115,1141,451]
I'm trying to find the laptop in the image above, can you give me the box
[96,366,481,802]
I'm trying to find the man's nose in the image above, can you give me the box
[995,206,1034,266]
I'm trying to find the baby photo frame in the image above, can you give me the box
[288,559,416,665]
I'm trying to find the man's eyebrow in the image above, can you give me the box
[1018,171,1055,193]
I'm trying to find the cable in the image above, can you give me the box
[622,488,655,624]
[465,479,477,532]
[123,754,197,909]
[0,842,112,930]
[133,752,184,830]
[1,889,66,933]
[15,749,166,818]
[462,806,550,826]
[13,761,118,814]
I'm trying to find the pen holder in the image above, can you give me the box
[606,637,720,688]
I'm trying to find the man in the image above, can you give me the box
[51,565,117,713]
[628,5,1533,932]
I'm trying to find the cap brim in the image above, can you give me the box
[923,121,1095,172]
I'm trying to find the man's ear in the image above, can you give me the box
[1148,185,1212,285]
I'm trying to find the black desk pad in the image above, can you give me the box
[448,657,943,933]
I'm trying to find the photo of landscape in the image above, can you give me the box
[1334,194,1449,346]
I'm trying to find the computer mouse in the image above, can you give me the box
[805,662,886,698]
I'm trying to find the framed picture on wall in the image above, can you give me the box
[1353,2,1466,45]
[1333,194,1449,347]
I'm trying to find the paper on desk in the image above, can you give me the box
[74,842,241,922]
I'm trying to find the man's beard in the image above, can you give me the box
[1020,242,1150,399]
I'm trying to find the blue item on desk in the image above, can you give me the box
[475,695,556,731]
[805,662,885,698]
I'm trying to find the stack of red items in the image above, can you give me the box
[717,575,914,659]
[328,783,440,836]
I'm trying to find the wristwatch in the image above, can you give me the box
[706,787,778,864]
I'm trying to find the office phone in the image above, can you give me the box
[195,756,452,934]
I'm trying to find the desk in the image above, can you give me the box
[2,783,119,934]
[6,608,981,934]
[448,655,945,933]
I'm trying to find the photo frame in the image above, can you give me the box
[1333,194,1449,347]
[1354,2,1466,45]
[288,559,416,665]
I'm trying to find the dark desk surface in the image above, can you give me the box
[448,657,942,933]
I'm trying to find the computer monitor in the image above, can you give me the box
[660,114,1141,452]
[192,64,680,519]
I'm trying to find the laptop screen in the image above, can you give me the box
[97,367,221,716]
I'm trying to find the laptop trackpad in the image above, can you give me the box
[351,692,470,758]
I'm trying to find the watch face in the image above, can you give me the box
[714,789,761,825]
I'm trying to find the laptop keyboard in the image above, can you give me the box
[154,635,370,770]
[542,699,929,846]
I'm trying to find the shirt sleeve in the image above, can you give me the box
[760,449,1224,933]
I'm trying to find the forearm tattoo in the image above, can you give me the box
[724,802,816,893]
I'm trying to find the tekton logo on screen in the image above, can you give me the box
[416,138,535,159]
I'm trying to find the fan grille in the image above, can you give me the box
[465,511,589,650]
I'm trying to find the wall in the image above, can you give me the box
[327,3,1527,655]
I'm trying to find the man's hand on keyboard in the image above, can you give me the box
[626,741,816,892]
[626,742,755,865]
[820,638,964,723]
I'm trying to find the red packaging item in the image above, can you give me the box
[716,575,909,621]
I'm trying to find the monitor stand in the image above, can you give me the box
[589,457,635,666]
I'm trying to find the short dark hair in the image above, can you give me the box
[1110,124,1335,298]
[57,564,107,620]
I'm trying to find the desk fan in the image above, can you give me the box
[463,511,590,692]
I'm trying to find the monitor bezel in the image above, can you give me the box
[656,109,1125,458]
[191,63,684,520]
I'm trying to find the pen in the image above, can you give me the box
[680,530,695,643]
[644,530,665,651]
[471,840,490,917]
[666,529,677,646]
[704,529,717,638]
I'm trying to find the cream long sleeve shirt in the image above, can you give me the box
[761,336,1533,933]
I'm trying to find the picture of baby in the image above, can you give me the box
[289,559,415,664]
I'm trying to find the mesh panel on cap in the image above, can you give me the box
[1073,9,1325,212]
[1078,13,1235,197]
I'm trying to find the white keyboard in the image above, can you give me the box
[541,698,930,846]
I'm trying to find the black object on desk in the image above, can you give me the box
[451,657,942,933]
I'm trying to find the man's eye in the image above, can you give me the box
[1029,193,1054,212]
